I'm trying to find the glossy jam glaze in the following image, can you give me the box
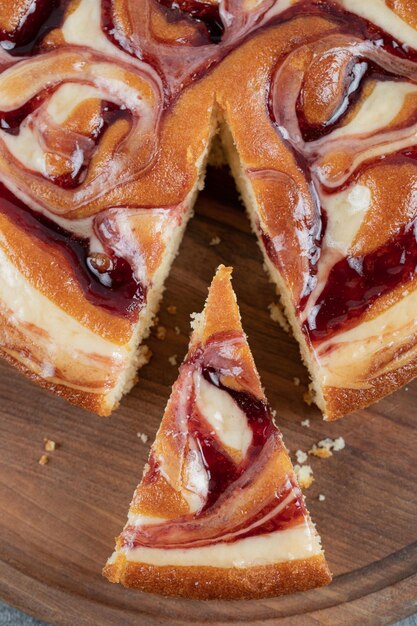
[0,90,51,135]
[0,183,145,317]
[304,147,417,341]
[305,219,417,341]
[120,336,307,550]
[158,1,224,44]
[0,0,68,57]
[1,0,417,334]
[195,365,276,510]
[121,475,305,549]
[268,2,417,343]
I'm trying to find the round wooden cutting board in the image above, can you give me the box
[0,168,416,626]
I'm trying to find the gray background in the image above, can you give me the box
[0,602,416,625]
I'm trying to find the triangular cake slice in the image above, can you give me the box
[103,266,331,599]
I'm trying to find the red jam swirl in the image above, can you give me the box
[0,0,68,57]
[0,183,145,318]
[2,0,417,330]
[121,345,307,550]
[195,366,276,511]
[121,476,305,550]
[304,218,417,342]
[296,61,401,143]
[157,0,224,44]
[266,1,417,342]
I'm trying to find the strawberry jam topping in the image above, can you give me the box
[0,183,145,317]
[0,0,68,57]
[121,338,307,550]
[194,366,276,511]
[1,0,417,331]
[157,1,224,44]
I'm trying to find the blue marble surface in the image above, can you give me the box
[0,602,415,625]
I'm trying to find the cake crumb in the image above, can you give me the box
[309,436,345,458]
[174,325,181,335]
[303,389,314,406]
[137,432,148,444]
[156,325,167,340]
[268,302,290,332]
[301,419,310,428]
[294,464,314,489]
[167,305,177,315]
[38,454,49,466]
[333,436,346,451]
[168,354,178,366]
[309,445,333,459]
[318,494,326,502]
[293,377,300,387]
[295,450,308,464]
[138,345,153,367]
[209,236,221,246]
[43,438,56,452]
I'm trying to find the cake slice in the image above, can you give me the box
[103,266,331,599]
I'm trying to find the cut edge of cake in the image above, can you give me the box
[218,123,328,418]
[80,117,219,416]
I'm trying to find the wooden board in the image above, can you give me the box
[0,167,416,626]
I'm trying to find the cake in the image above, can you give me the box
[1,0,417,418]
[103,266,331,599]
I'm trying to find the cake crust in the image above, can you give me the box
[103,554,331,600]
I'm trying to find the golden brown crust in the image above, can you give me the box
[324,357,417,420]
[0,347,114,416]
[103,554,331,600]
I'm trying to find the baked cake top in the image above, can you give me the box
[1,0,417,417]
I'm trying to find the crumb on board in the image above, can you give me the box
[174,325,181,335]
[168,354,178,366]
[268,302,290,332]
[303,389,314,406]
[332,436,346,451]
[38,454,49,466]
[310,446,332,459]
[294,464,314,489]
[209,236,221,246]
[295,450,308,464]
[293,377,300,387]
[138,345,153,367]
[167,305,177,315]
[43,438,56,452]
[309,436,345,458]
[301,419,310,428]
[137,432,149,444]
[156,325,167,340]
[318,494,326,502]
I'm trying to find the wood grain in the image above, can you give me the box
[0,167,416,625]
